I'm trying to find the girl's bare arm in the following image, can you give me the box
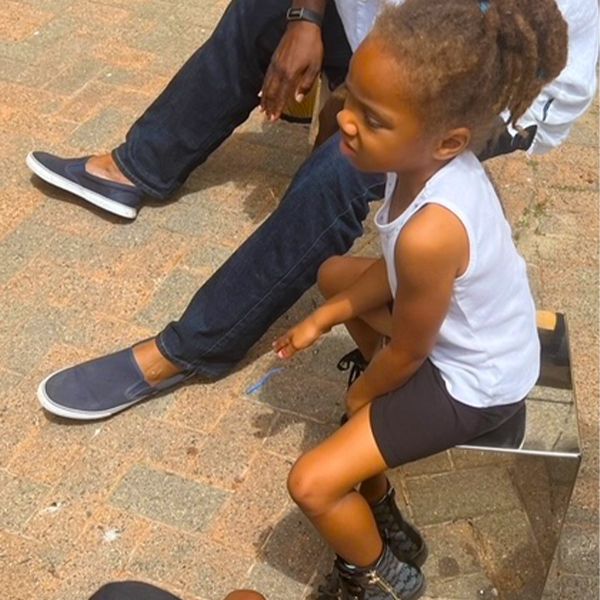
[274,258,393,357]
[346,205,468,414]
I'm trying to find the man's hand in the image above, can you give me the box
[273,314,327,359]
[260,21,323,121]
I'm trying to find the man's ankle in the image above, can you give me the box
[86,154,136,187]
[132,339,183,386]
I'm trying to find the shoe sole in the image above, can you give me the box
[409,576,426,600]
[37,372,142,420]
[411,541,428,568]
[26,152,138,220]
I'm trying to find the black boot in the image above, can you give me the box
[336,545,425,600]
[371,486,428,567]
[316,541,426,600]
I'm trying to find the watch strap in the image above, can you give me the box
[286,6,323,27]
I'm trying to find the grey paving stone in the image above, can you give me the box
[0,530,60,600]
[209,452,292,551]
[89,412,206,480]
[127,525,212,592]
[54,445,138,502]
[184,538,256,600]
[0,368,23,395]
[425,572,498,600]
[163,378,241,434]
[130,22,206,70]
[263,411,336,460]
[45,58,105,95]
[182,242,235,274]
[7,419,92,485]
[556,574,599,600]
[135,269,207,331]
[0,383,41,468]
[558,524,599,577]
[101,216,160,248]
[0,312,65,374]
[473,509,547,600]
[0,56,54,87]
[162,191,253,245]
[246,563,307,600]
[0,470,50,532]
[0,219,57,285]
[421,521,482,580]
[110,464,228,532]
[51,507,150,600]
[69,107,128,151]
[192,399,276,489]
[23,495,97,566]
[258,507,327,587]
[405,466,521,525]
[248,367,344,424]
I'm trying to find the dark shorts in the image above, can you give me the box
[370,359,525,468]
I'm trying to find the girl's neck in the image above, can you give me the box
[390,161,446,219]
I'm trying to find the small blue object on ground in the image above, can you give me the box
[245,367,285,395]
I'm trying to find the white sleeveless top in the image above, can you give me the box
[375,151,540,408]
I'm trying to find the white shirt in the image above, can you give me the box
[375,153,540,408]
[333,0,599,155]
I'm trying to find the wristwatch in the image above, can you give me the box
[286,6,324,27]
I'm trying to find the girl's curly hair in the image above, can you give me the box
[373,0,568,147]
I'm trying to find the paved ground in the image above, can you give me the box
[0,1,598,599]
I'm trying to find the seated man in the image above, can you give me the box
[29,0,598,419]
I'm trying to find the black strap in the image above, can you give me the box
[286,6,323,27]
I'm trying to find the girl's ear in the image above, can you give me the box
[433,127,471,161]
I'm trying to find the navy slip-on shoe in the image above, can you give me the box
[37,347,192,420]
[26,151,144,219]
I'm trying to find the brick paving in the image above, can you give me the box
[0,1,598,599]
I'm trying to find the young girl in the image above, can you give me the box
[273,0,568,598]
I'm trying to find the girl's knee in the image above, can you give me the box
[287,456,331,516]
[317,255,345,298]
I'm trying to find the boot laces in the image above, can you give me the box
[336,349,368,387]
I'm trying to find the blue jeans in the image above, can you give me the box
[158,133,385,376]
[114,0,354,198]
[110,0,387,377]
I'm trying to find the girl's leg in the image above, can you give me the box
[317,256,394,511]
[288,403,424,600]
[287,403,389,566]
[317,255,392,360]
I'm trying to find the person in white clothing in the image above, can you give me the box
[333,0,598,155]
[275,0,569,597]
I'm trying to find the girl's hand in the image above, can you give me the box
[273,315,325,359]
